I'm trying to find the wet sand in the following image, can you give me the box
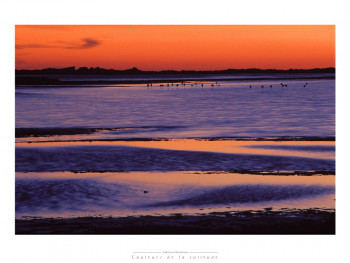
[15,137,335,234]
[15,74,335,235]
[16,208,335,234]
[15,170,335,235]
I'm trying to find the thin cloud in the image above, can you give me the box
[15,59,26,66]
[15,44,60,50]
[64,38,101,49]
[15,38,101,50]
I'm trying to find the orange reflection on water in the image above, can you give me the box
[15,171,335,186]
[15,171,335,218]
[16,139,335,160]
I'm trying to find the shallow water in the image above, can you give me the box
[15,75,335,220]
[15,140,335,172]
[15,171,335,218]
[16,78,335,139]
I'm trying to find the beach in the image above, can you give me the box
[16,208,335,234]
[15,75,335,234]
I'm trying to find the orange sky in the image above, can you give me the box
[15,25,335,70]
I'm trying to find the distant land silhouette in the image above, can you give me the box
[16,66,335,75]
[15,66,335,86]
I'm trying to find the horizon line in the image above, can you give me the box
[15,66,336,71]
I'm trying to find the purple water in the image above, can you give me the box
[15,75,335,219]
[16,78,335,139]
[15,172,335,218]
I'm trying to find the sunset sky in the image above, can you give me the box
[15,25,335,70]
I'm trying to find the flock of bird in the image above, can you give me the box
[146,81,309,89]
[146,81,221,89]
[249,82,308,89]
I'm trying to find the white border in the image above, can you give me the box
[2,0,350,262]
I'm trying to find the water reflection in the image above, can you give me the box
[16,79,335,138]
[16,139,335,160]
[16,171,335,218]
